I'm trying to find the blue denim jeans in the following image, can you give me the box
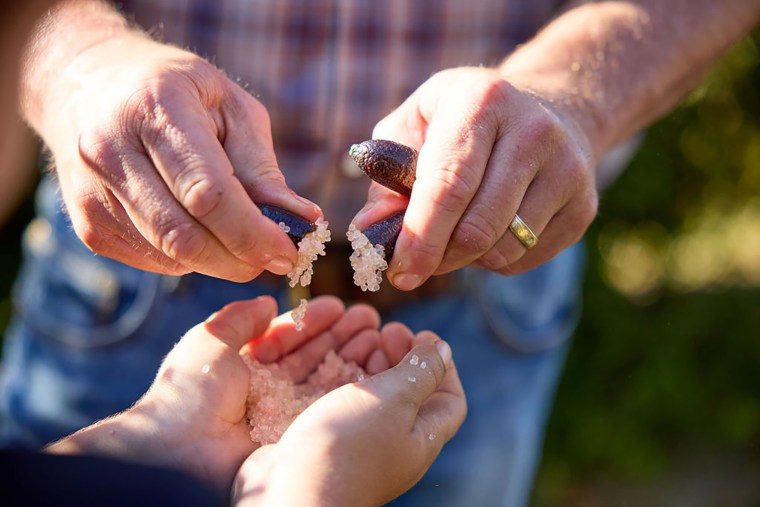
[0,177,584,507]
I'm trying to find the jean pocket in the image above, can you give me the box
[13,216,170,349]
[472,243,586,353]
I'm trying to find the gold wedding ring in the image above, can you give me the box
[509,214,538,249]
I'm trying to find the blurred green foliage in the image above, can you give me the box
[533,30,760,503]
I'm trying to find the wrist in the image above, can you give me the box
[232,446,338,507]
[498,60,608,168]
[496,2,654,162]
[45,406,159,463]
[20,1,145,145]
[22,1,130,124]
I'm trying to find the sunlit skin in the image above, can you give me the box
[47,296,467,506]
[21,2,321,281]
[19,0,760,287]
[352,1,760,289]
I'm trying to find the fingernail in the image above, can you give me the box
[393,273,422,291]
[265,256,294,274]
[435,340,452,366]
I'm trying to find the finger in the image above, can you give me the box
[372,93,428,151]
[86,140,264,281]
[491,196,595,275]
[351,181,410,230]
[61,172,191,276]
[379,322,415,366]
[329,303,382,345]
[386,108,495,291]
[139,95,299,276]
[476,158,592,273]
[409,333,466,444]
[408,332,464,406]
[365,348,390,375]
[279,303,382,382]
[435,130,538,274]
[201,296,279,351]
[412,366,467,447]
[338,328,381,366]
[369,336,453,411]
[163,296,278,382]
[248,296,345,363]
[220,87,323,223]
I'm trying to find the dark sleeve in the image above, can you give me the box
[0,449,227,507]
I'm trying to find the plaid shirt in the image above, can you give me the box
[121,0,566,233]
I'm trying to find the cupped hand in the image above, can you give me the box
[353,66,597,289]
[233,326,467,507]
[44,35,320,281]
[107,295,385,492]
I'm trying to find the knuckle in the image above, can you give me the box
[176,172,224,219]
[127,64,220,145]
[428,351,447,386]
[477,78,512,114]
[72,192,119,255]
[150,253,188,276]
[226,87,270,122]
[179,58,227,107]
[428,164,478,215]
[452,213,500,254]
[75,190,107,223]
[78,128,117,168]
[122,85,164,138]
[226,239,262,264]
[563,148,594,186]
[406,233,444,267]
[156,219,210,266]
[76,219,109,254]
[580,191,599,225]
[78,129,131,189]
[520,114,560,148]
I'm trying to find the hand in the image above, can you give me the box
[47,295,388,492]
[233,326,467,507]
[353,66,597,289]
[42,34,320,281]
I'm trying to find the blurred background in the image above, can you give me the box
[533,28,760,507]
[1,27,759,507]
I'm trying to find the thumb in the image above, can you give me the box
[154,296,278,387]
[352,96,426,235]
[351,181,409,230]
[370,334,453,410]
[199,296,279,351]
[366,334,466,446]
[372,96,427,151]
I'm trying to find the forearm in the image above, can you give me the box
[45,406,160,464]
[500,0,760,162]
[20,0,141,139]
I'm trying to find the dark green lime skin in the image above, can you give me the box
[349,139,419,259]
[362,212,404,260]
[349,139,417,197]
[259,204,316,245]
